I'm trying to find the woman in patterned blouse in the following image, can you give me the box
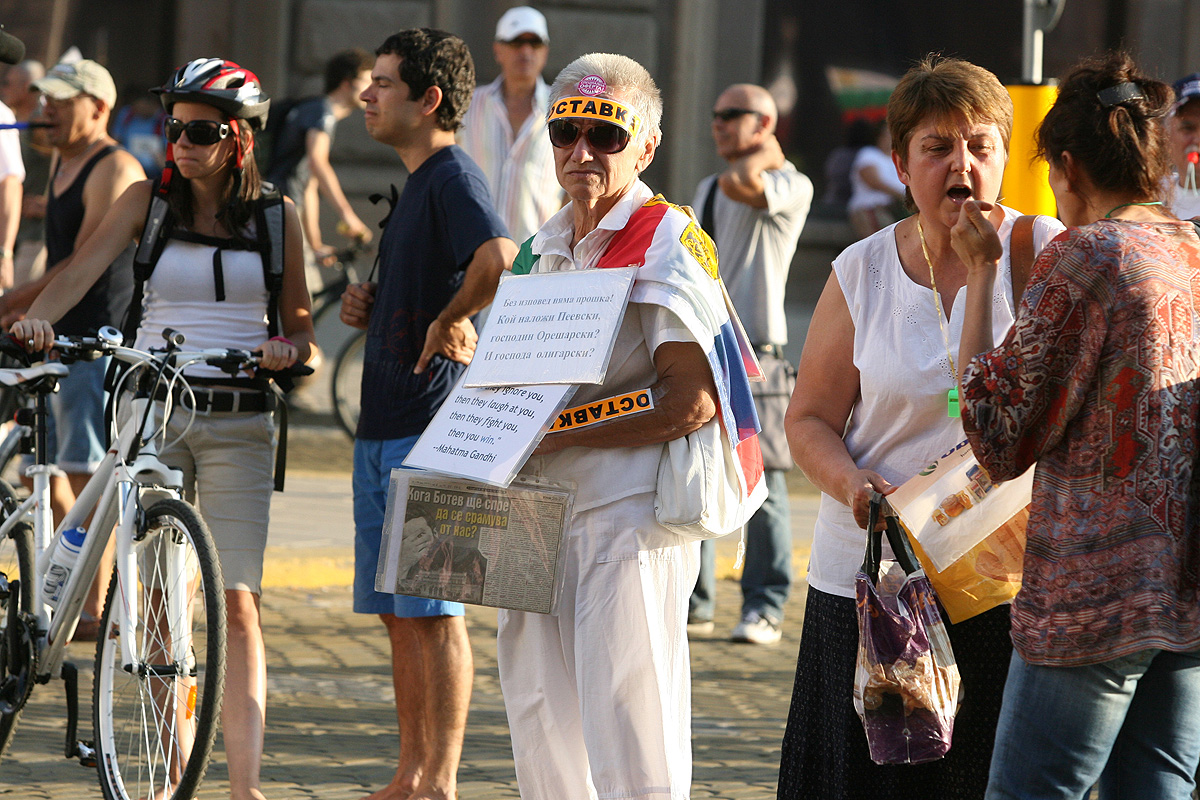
[954,52,1200,799]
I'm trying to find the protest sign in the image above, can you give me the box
[377,472,573,614]
[463,267,637,387]
[403,381,575,486]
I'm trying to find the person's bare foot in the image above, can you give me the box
[360,771,420,800]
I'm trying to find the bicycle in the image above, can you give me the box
[0,326,298,800]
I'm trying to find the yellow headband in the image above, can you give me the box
[548,96,642,137]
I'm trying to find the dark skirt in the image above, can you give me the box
[777,586,1013,800]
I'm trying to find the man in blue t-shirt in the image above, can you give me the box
[340,29,513,800]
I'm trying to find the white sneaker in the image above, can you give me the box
[686,615,714,636]
[730,611,782,645]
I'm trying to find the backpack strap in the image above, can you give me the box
[125,175,174,342]
[1009,214,1036,309]
[255,185,286,339]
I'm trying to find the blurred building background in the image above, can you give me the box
[5,0,1200,282]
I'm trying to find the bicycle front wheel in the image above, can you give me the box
[331,329,365,438]
[93,498,226,800]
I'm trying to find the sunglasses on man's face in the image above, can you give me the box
[712,107,761,122]
[547,119,631,154]
[165,117,231,146]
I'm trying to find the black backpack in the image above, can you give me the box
[124,175,286,345]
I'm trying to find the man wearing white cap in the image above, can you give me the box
[1167,72,1200,219]
[1,58,143,637]
[458,5,563,244]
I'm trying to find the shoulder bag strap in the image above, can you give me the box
[1009,214,1036,307]
[700,176,720,246]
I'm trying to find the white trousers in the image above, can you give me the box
[497,495,700,800]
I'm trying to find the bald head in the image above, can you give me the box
[716,84,777,133]
[711,83,779,161]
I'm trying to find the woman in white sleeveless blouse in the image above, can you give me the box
[776,56,1064,799]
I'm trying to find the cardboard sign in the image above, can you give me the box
[404,381,575,487]
[463,268,636,388]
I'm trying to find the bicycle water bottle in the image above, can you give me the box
[41,526,86,609]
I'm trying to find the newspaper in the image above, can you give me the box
[376,472,573,614]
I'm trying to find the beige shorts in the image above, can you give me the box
[120,398,277,594]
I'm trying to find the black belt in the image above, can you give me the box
[754,343,785,360]
[152,384,277,414]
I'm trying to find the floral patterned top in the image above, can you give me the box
[962,219,1200,667]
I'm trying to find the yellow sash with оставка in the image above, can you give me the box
[548,96,641,137]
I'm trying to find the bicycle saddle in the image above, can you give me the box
[0,362,71,386]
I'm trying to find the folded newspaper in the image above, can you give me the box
[376,472,573,614]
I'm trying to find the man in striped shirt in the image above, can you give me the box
[458,6,563,244]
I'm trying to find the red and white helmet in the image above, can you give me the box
[153,58,270,130]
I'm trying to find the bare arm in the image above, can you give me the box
[717,134,786,208]
[12,180,151,350]
[306,128,370,240]
[537,340,718,453]
[858,164,905,200]
[256,198,320,371]
[300,176,330,259]
[950,200,1003,378]
[785,271,893,530]
[1,151,145,323]
[414,235,517,373]
[0,175,20,288]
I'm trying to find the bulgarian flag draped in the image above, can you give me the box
[513,194,768,513]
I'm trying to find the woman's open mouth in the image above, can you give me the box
[947,186,973,204]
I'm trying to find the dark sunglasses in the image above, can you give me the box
[547,119,631,154]
[712,107,761,122]
[165,117,231,146]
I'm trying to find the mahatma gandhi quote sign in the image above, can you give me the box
[403,382,575,486]
[462,267,637,387]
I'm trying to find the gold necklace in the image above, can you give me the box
[916,216,960,418]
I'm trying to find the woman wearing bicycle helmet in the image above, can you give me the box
[14,58,316,800]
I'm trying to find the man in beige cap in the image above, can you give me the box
[2,57,143,638]
[458,5,562,244]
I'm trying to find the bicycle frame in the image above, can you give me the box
[9,379,185,683]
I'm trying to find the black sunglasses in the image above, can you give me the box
[712,107,761,122]
[548,119,631,155]
[165,117,231,146]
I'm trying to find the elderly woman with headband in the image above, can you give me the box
[498,52,765,799]
[955,51,1200,799]
[778,55,1064,798]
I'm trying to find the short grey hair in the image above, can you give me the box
[549,53,662,146]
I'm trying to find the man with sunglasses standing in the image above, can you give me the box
[688,83,812,645]
[458,6,562,245]
[0,59,143,638]
[340,29,513,800]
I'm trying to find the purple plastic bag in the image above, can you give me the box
[852,494,962,765]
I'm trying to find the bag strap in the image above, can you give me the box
[700,176,720,245]
[1009,214,1036,307]
[861,491,921,583]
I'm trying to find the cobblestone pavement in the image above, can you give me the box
[1,431,817,800]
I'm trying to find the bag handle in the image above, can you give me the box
[861,491,921,584]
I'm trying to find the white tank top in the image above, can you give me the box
[134,238,269,378]
[807,208,1065,598]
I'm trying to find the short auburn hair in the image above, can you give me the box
[888,55,1014,170]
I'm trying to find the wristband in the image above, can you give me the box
[269,336,294,347]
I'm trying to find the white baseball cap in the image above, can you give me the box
[495,6,549,43]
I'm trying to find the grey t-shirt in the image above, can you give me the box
[692,162,813,345]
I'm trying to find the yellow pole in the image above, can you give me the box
[1003,84,1059,217]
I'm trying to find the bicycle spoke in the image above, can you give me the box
[94,501,224,800]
